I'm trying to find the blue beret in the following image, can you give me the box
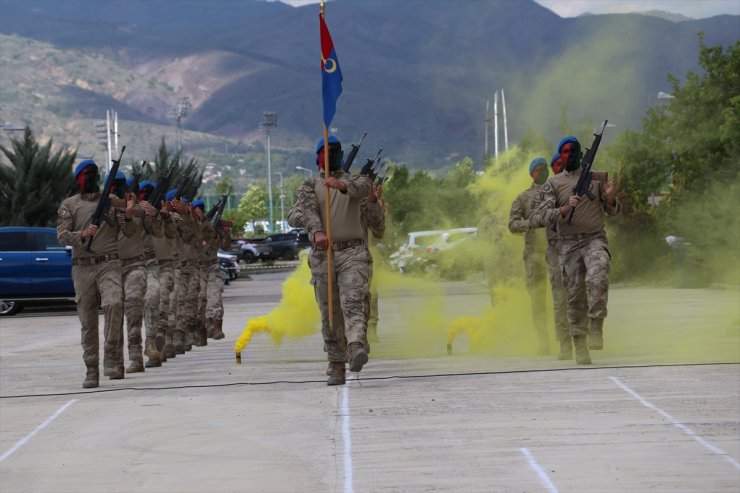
[164,188,177,202]
[315,135,341,154]
[74,160,97,178]
[139,180,155,189]
[550,152,560,167]
[557,136,579,153]
[182,197,190,205]
[192,199,205,209]
[529,157,547,175]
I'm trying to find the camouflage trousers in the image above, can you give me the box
[546,241,569,343]
[205,262,225,321]
[71,260,123,369]
[308,245,371,363]
[558,233,611,337]
[157,260,175,345]
[176,261,199,340]
[363,260,379,350]
[197,264,208,330]
[144,259,160,357]
[120,260,147,363]
[169,266,180,337]
[523,250,547,338]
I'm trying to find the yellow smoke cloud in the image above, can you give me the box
[234,254,320,354]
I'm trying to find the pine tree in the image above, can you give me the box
[0,127,76,226]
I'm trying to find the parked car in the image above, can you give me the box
[389,228,478,274]
[217,251,240,284]
[263,232,311,260]
[230,238,272,263]
[0,226,75,315]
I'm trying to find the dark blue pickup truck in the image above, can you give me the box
[0,227,75,315]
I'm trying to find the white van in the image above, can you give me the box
[389,228,477,272]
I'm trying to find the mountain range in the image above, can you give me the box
[0,0,738,171]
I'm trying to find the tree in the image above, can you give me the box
[0,127,76,226]
[238,185,268,235]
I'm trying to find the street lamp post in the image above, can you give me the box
[275,171,285,232]
[296,166,313,176]
[261,112,278,232]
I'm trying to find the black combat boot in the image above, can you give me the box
[347,342,368,372]
[573,335,591,365]
[83,367,99,389]
[327,362,346,386]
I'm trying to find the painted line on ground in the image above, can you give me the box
[520,447,559,493]
[342,383,354,493]
[0,399,76,464]
[609,376,740,470]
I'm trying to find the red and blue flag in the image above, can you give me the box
[320,14,343,127]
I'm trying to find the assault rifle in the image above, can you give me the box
[342,131,367,172]
[375,165,390,186]
[567,120,608,225]
[360,148,383,177]
[212,187,232,239]
[129,164,144,198]
[86,146,126,252]
[148,162,176,210]
[173,167,196,201]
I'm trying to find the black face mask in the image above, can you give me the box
[564,142,583,172]
[78,171,99,194]
[533,165,549,185]
[328,145,344,172]
[112,181,126,199]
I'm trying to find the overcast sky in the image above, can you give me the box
[280,0,740,19]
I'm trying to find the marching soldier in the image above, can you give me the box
[57,160,135,388]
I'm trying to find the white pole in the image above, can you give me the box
[278,172,285,232]
[105,110,112,172]
[493,91,499,159]
[267,131,274,232]
[502,88,509,152]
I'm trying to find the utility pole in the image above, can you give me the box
[493,91,499,159]
[261,111,278,232]
[275,171,285,232]
[501,88,509,152]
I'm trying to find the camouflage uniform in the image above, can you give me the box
[508,183,549,354]
[172,209,199,351]
[118,210,161,371]
[142,232,161,365]
[288,170,372,370]
[201,222,231,339]
[360,196,386,347]
[57,192,135,381]
[544,224,569,347]
[531,170,620,358]
[153,213,177,358]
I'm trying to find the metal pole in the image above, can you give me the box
[113,110,119,157]
[105,110,112,172]
[501,88,509,152]
[279,172,285,232]
[493,91,499,160]
[267,131,273,232]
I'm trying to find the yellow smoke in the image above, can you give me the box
[234,254,320,353]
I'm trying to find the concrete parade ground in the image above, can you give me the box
[1,271,738,493]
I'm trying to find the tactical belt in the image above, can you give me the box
[558,231,603,241]
[73,253,119,266]
[332,238,364,251]
[121,254,146,266]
